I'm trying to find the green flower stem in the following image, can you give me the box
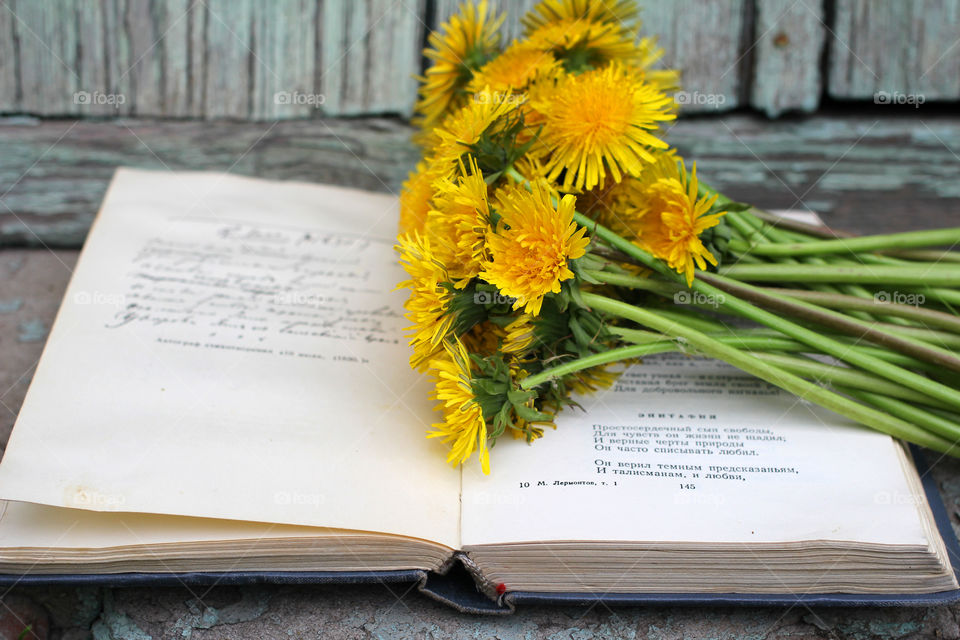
[885,250,960,263]
[726,228,960,258]
[725,210,767,244]
[781,247,913,325]
[906,287,960,308]
[725,207,879,321]
[870,323,960,349]
[750,352,953,412]
[585,268,680,296]
[610,325,802,352]
[607,326,672,344]
[739,206,845,241]
[573,213,960,410]
[533,292,957,455]
[843,389,960,446]
[614,322,956,377]
[722,205,953,321]
[800,261,880,323]
[648,307,737,333]
[591,265,960,374]
[757,288,960,334]
[726,200,957,274]
[830,282,912,326]
[524,342,681,381]
[704,186,931,275]
[718,262,960,287]
[698,272,960,374]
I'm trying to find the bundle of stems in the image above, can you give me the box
[397,0,960,472]
[514,168,960,457]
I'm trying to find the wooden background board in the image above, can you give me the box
[1,113,957,248]
[0,0,958,120]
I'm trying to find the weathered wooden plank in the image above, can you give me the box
[117,0,164,117]
[1,0,424,119]
[1,114,958,247]
[250,0,317,119]
[0,116,419,245]
[750,0,826,117]
[73,0,112,117]
[0,1,19,112]
[319,0,425,117]
[829,0,960,101]
[112,0,203,118]
[638,0,747,112]
[202,0,253,119]
[429,0,746,114]
[95,0,129,117]
[13,0,80,115]
[431,0,538,46]
[363,0,426,115]
[153,0,198,117]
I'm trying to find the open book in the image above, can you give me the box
[0,169,956,609]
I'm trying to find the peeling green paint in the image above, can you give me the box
[17,319,46,343]
[0,298,23,313]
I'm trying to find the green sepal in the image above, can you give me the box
[512,402,553,423]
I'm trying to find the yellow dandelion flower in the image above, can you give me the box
[397,233,456,370]
[532,63,675,191]
[430,87,519,166]
[507,363,554,441]
[414,1,504,130]
[428,338,491,474]
[574,176,634,223]
[502,313,537,354]
[510,152,552,184]
[423,156,491,286]
[399,161,446,235]
[467,40,560,95]
[635,36,680,93]
[634,157,726,286]
[567,363,621,394]
[572,149,678,234]
[481,182,590,315]
[522,0,640,33]
[462,320,503,356]
[526,19,639,69]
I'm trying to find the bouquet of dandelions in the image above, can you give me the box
[397,0,960,474]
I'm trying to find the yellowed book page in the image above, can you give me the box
[0,500,338,547]
[462,355,929,548]
[0,169,461,548]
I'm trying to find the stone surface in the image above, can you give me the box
[0,249,76,449]
[0,594,50,640]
